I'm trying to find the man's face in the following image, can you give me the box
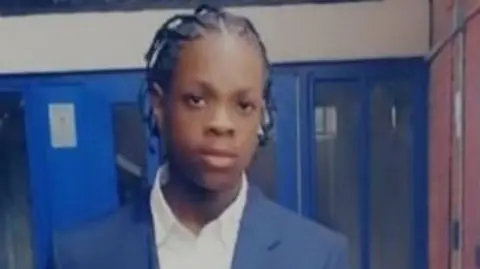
[153,32,265,191]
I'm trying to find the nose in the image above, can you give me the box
[206,106,235,137]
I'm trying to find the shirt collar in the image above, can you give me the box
[150,164,248,245]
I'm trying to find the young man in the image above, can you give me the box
[54,5,349,269]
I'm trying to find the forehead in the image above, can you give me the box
[171,32,265,94]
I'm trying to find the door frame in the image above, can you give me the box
[298,58,428,269]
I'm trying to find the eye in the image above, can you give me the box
[238,100,256,113]
[184,93,206,108]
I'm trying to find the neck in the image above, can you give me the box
[161,166,243,234]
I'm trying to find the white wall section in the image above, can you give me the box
[0,0,429,73]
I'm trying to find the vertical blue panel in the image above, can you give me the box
[35,84,118,231]
[271,73,299,212]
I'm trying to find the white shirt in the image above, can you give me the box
[150,164,248,269]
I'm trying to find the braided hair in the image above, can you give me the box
[139,4,275,149]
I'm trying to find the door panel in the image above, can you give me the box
[368,80,413,269]
[307,61,427,269]
[311,79,364,269]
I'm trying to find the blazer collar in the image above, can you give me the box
[132,184,282,269]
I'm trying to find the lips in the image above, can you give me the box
[198,148,237,169]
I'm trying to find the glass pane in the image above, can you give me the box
[313,81,361,269]
[369,81,412,269]
[112,103,147,205]
[0,93,34,269]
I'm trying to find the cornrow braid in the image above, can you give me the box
[139,4,275,147]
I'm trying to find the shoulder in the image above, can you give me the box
[262,199,350,269]
[55,204,134,244]
[53,204,138,268]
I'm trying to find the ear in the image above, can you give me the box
[257,100,267,136]
[257,125,263,136]
[150,82,165,132]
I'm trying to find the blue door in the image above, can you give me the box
[302,59,428,269]
[11,71,300,269]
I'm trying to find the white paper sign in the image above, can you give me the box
[48,103,77,148]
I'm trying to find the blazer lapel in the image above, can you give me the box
[231,187,282,269]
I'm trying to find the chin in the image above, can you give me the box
[195,171,241,192]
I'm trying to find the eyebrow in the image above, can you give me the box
[191,79,259,98]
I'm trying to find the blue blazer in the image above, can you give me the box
[53,186,350,269]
